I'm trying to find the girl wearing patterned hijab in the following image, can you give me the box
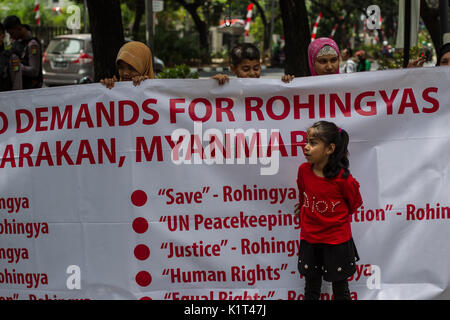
[307,37,340,76]
[282,37,341,82]
[436,43,450,66]
[101,41,155,89]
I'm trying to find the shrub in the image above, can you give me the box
[157,64,199,79]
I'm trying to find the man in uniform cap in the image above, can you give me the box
[3,15,42,89]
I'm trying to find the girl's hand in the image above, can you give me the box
[407,57,426,68]
[212,73,229,85]
[132,75,149,86]
[100,75,118,89]
[281,74,295,83]
[294,203,301,218]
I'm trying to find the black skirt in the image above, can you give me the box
[297,238,360,282]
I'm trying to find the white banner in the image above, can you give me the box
[0,67,449,300]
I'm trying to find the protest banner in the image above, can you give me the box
[0,67,449,300]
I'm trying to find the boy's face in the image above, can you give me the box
[341,49,350,60]
[230,59,261,78]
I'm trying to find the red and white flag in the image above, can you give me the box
[33,0,40,26]
[52,7,63,15]
[311,12,322,41]
[244,3,254,36]
[330,15,345,38]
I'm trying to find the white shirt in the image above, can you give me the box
[342,59,357,73]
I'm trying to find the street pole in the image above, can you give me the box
[403,0,411,68]
[84,0,88,33]
[439,0,449,45]
[145,0,154,54]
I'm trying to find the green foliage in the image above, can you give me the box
[0,0,84,28]
[377,46,421,70]
[376,28,433,70]
[210,48,229,60]
[356,43,382,60]
[154,26,209,66]
[157,64,199,79]
[120,2,134,30]
[1,0,36,24]
[307,0,400,49]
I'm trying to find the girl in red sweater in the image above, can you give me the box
[295,121,362,300]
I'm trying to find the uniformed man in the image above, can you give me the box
[3,15,42,89]
[0,22,21,91]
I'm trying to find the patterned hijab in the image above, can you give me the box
[308,37,340,76]
[116,41,155,79]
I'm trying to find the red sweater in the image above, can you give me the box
[297,162,363,244]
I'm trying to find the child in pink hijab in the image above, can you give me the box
[282,37,340,82]
[308,37,340,76]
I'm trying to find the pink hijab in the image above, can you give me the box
[308,37,340,76]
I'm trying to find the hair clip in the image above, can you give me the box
[338,128,342,133]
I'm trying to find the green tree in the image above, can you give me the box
[249,0,283,54]
[307,0,400,49]
[279,0,310,76]
[0,0,73,27]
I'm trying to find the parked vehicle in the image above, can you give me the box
[43,34,94,86]
[43,34,164,86]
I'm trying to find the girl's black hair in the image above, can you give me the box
[230,43,260,66]
[309,121,350,179]
[436,43,450,66]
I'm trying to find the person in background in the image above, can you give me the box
[0,22,22,91]
[2,15,42,89]
[271,39,284,68]
[381,41,393,59]
[101,41,155,89]
[355,50,371,72]
[23,24,33,38]
[341,48,357,73]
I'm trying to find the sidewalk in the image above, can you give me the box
[191,65,268,73]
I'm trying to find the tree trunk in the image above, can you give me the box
[174,0,209,56]
[132,0,145,41]
[184,2,210,53]
[279,0,311,76]
[87,0,125,82]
